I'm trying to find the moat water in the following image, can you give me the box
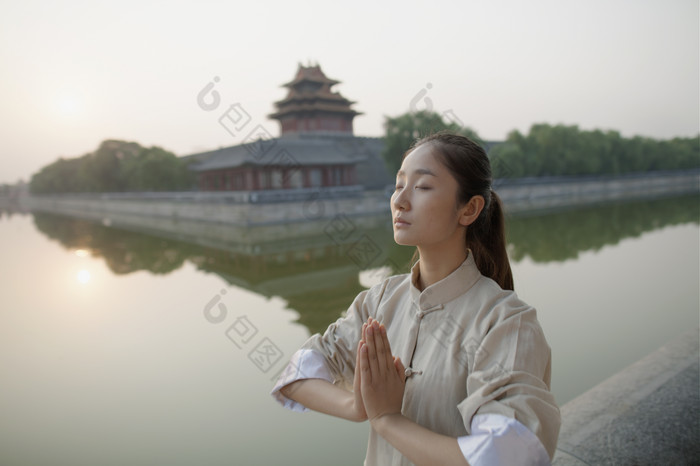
[1,194,698,465]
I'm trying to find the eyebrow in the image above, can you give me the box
[396,168,437,178]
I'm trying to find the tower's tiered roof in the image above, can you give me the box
[269,63,361,135]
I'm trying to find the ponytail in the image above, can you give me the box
[408,132,514,291]
[466,190,513,290]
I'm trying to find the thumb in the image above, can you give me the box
[394,357,406,382]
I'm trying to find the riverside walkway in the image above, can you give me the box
[553,329,699,465]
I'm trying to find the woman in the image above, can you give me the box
[271,132,560,465]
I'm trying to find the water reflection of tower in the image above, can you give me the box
[32,194,700,333]
[32,211,400,335]
[189,216,397,335]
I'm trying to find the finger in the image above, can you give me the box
[361,322,367,342]
[372,322,390,373]
[353,342,362,398]
[365,324,380,378]
[354,339,363,381]
[378,324,394,371]
[360,341,371,384]
[394,356,406,383]
[371,322,387,372]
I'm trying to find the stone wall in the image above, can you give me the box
[26,187,390,227]
[25,170,700,227]
[497,170,699,214]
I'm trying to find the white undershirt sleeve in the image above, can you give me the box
[270,348,334,412]
[457,413,551,466]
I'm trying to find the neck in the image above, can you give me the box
[415,245,468,291]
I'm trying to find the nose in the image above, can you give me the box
[392,188,409,211]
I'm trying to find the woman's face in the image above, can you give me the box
[391,143,476,250]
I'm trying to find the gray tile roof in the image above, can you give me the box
[185,134,394,190]
[190,136,367,172]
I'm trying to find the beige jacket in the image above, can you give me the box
[301,253,560,465]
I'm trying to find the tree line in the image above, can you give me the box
[30,114,698,194]
[30,140,194,194]
[490,123,699,178]
[381,111,699,178]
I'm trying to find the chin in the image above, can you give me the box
[393,232,415,246]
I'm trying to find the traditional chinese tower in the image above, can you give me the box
[269,63,361,136]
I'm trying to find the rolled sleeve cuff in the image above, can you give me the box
[270,349,334,412]
[457,414,551,466]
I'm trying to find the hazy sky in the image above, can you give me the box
[1,0,698,184]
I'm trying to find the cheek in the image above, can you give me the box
[420,196,450,218]
[423,201,461,230]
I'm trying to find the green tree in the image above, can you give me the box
[380,110,480,175]
[122,146,194,191]
[489,140,526,178]
[30,140,194,194]
[490,123,699,177]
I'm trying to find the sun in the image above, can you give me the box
[56,95,81,117]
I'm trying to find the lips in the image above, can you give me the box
[394,217,410,227]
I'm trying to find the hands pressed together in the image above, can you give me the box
[352,317,406,423]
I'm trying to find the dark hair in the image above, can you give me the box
[405,131,514,290]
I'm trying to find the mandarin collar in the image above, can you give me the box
[409,251,482,311]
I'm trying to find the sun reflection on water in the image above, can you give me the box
[76,269,91,284]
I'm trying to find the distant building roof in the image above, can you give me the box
[270,63,360,135]
[282,63,340,87]
[186,134,392,190]
[190,135,364,172]
[184,63,393,189]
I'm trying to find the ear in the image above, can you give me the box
[458,195,485,227]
